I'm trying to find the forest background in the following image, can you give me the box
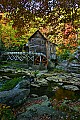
[0,0,80,60]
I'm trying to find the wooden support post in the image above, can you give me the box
[27,53,29,67]
[40,55,41,64]
[32,56,34,65]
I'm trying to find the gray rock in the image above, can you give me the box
[57,83,63,86]
[71,73,80,78]
[62,85,79,91]
[31,83,40,88]
[4,68,15,73]
[46,76,58,82]
[46,76,59,82]
[46,77,54,82]
[66,47,80,73]
[0,80,30,107]
[0,76,2,79]
[14,80,30,90]
[2,76,11,80]
[37,79,48,86]
[34,76,52,88]
[73,82,80,86]
[16,95,54,120]
[52,86,59,92]
[30,94,38,98]
[0,88,30,107]
[16,95,68,120]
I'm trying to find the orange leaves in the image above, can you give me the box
[63,23,78,48]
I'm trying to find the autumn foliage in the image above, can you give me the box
[63,23,78,48]
[0,0,80,54]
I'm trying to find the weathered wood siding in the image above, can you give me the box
[28,30,57,60]
[28,31,46,55]
[47,41,57,59]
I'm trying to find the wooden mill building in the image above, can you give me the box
[3,30,57,69]
[27,30,57,66]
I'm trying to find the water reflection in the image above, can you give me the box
[54,88,78,101]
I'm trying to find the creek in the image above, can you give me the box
[0,70,80,102]
[31,82,80,101]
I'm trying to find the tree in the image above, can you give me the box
[0,0,80,53]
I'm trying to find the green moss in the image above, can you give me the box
[0,77,22,91]
[53,68,64,73]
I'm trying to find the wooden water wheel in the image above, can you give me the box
[34,56,40,65]
[41,56,48,66]
[34,55,48,66]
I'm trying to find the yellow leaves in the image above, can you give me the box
[2,106,6,109]
[35,17,43,22]
[0,104,10,110]
[56,47,62,55]
[55,12,58,17]
[0,103,14,120]
[77,8,80,13]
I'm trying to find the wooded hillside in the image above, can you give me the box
[0,0,80,56]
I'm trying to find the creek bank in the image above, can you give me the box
[16,95,68,120]
[15,95,80,120]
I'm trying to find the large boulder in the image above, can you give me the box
[66,46,80,73]
[34,78,48,86]
[16,95,67,120]
[16,95,54,120]
[67,62,80,73]
[0,89,30,107]
[13,80,30,90]
[0,80,30,107]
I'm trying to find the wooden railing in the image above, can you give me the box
[2,52,47,66]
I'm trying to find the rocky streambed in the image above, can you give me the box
[0,66,80,120]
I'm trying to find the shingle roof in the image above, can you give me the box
[28,30,57,46]
[28,30,47,41]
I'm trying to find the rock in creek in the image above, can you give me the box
[62,85,79,91]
